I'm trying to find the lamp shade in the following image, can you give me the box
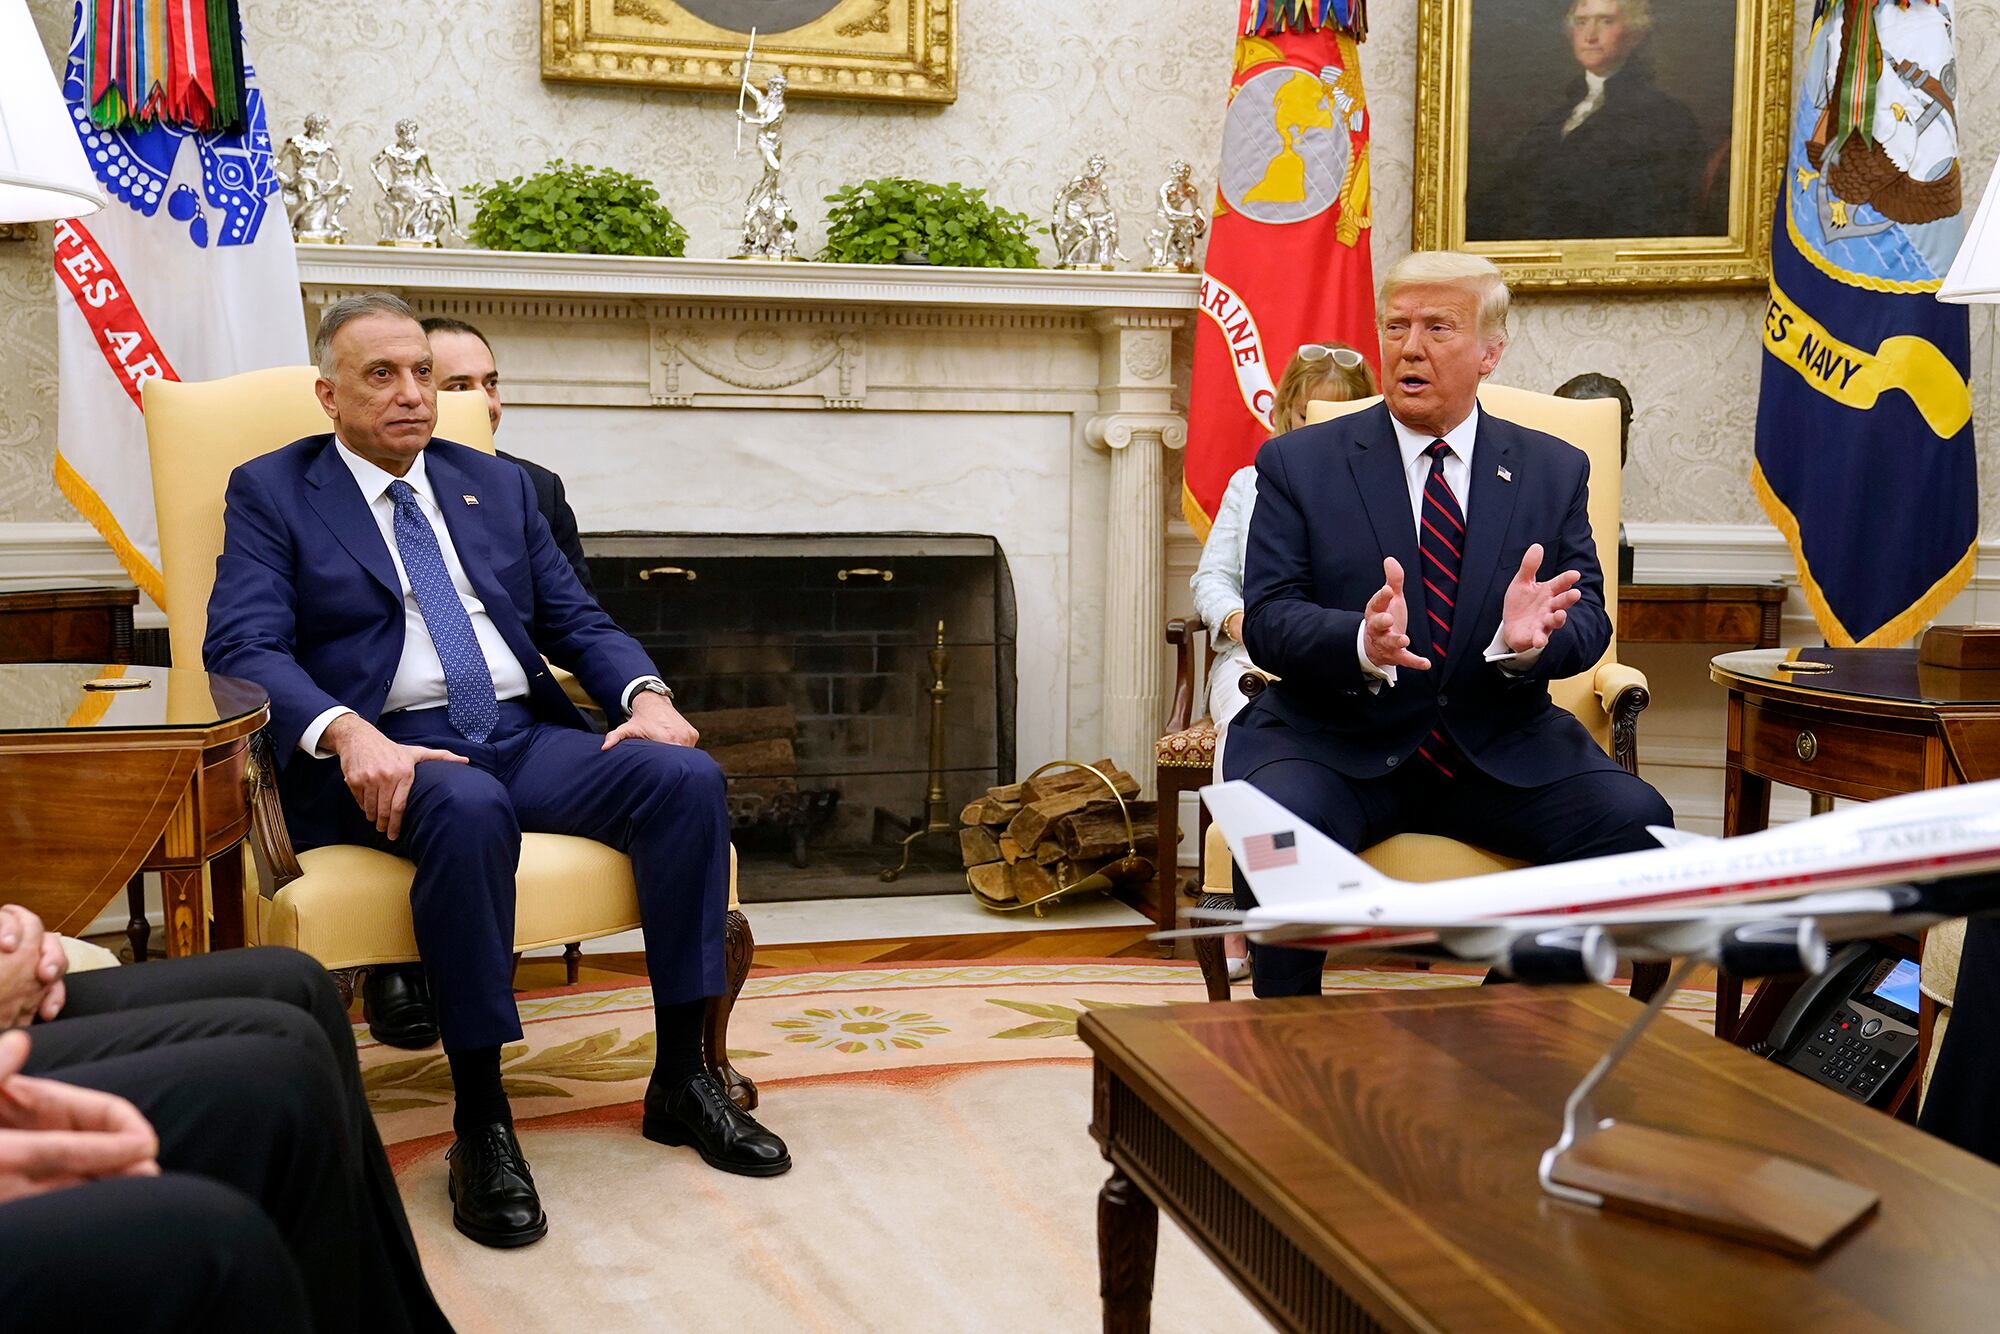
[0,0,104,224]
[1940,161,2000,304]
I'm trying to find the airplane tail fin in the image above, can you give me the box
[1199,780,1390,909]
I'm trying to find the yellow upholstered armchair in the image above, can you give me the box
[142,366,758,1108]
[1188,384,1657,1001]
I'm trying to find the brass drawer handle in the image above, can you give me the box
[639,566,697,582]
[1795,730,1818,762]
[837,567,894,582]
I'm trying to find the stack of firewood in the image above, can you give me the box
[959,759,1156,906]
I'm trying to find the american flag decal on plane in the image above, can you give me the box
[1243,830,1298,871]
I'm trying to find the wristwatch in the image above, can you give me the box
[632,679,675,704]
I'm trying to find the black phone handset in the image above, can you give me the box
[1749,941,1873,1058]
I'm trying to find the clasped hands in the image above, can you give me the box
[0,906,160,1206]
[1363,544,1582,672]
[326,689,701,841]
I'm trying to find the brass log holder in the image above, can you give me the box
[877,621,956,881]
[967,760,1155,916]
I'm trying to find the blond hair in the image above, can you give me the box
[1377,251,1511,344]
[1271,343,1379,434]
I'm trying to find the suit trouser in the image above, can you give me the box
[1918,915,2000,1163]
[1225,753,1673,998]
[329,701,730,1052]
[17,947,449,1333]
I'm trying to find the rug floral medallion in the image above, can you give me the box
[359,962,1718,1331]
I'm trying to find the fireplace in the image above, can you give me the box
[586,533,1016,900]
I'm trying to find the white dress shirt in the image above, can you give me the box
[1360,406,1541,687]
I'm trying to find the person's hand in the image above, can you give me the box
[0,907,55,1027]
[1222,611,1244,644]
[1362,557,1431,672]
[0,1030,158,1206]
[1499,543,1583,655]
[603,690,699,750]
[322,714,468,842]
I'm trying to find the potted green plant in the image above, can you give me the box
[465,159,688,257]
[819,177,1042,268]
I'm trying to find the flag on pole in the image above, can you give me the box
[1752,0,1975,646]
[1183,0,1377,539]
[51,2,305,607]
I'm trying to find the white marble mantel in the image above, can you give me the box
[296,246,1199,789]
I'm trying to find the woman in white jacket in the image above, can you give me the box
[1191,342,1378,979]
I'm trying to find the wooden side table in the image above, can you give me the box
[1620,582,1786,647]
[0,585,137,663]
[1710,648,2000,1096]
[0,664,269,956]
[1084,987,2000,1332]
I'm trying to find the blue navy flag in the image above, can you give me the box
[1753,0,1975,647]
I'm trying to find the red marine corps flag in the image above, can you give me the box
[1184,0,1378,538]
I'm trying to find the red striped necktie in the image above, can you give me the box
[1417,440,1464,780]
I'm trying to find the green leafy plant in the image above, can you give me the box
[819,176,1042,268]
[465,159,688,257]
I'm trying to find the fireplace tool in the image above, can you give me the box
[876,621,956,881]
[966,759,1155,916]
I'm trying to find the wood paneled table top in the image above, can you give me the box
[0,664,268,957]
[1710,648,2000,1056]
[1082,987,2000,1333]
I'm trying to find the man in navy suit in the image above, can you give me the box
[205,293,789,1249]
[1227,251,1672,997]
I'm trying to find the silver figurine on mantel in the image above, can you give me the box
[371,119,457,248]
[276,113,352,243]
[1052,154,1125,270]
[733,31,797,262]
[1144,159,1206,273]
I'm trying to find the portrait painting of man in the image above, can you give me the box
[1465,0,1734,242]
[1417,0,1789,288]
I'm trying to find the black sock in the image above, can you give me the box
[449,1045,511,1136]
[651,998,708,1087]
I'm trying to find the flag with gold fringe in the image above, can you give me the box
[51,1,303,606]
[1752,0,1975,646]
[1182,0,1377,539]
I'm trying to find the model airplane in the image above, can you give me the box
[1176,778,2000,984]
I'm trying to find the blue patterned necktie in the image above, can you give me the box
[387,479,498,742]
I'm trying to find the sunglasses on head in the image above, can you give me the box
[1299,344,1365,370]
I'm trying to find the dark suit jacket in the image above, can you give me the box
[1234,401,1617,789]
[498,448,594,597]
[1468,63,1715,242]
[203,433,658,846]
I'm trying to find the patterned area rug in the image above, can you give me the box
[360,963,1718,1332]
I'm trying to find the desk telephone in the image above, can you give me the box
[1754,942,1921,1108]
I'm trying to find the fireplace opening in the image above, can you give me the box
[585,533,1017,902]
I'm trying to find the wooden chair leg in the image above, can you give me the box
[563,942,582,985]
[705,909,759,1112]
[1628,959,1670,1003]
[1193,892,1235,1002]
[328,966,362,1011]
[125,872,149,962]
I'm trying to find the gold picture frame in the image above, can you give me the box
[543,0,956,106]
[1413,0,1792,291]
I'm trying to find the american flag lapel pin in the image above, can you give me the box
[462,494,479,506]
[1497,466,1513,483]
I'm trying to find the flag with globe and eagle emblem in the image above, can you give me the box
[1183,0,1377,539]
[49,1,306,607]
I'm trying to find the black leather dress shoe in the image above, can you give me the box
[446,1123,548,1248]
[364,965,439,1049]
[643,1071,792,1177]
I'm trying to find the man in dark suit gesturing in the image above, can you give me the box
[205,293,788,1249]
[1227,251,1672,997]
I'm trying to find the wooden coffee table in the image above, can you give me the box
[1082,987,2000,1332]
